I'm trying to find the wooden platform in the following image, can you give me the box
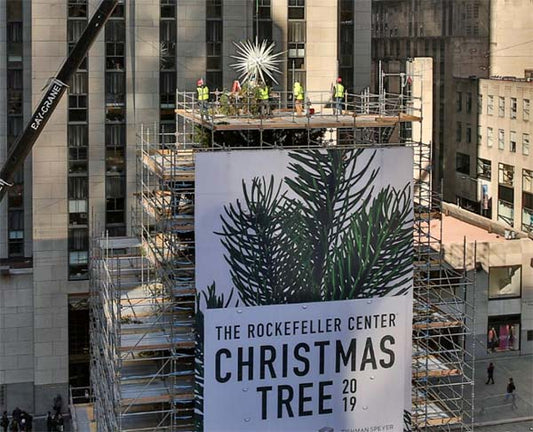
[175,109,421,131]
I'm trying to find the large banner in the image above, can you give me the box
[195,148,413,432]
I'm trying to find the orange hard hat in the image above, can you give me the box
[337,77,342,83]
[197,79,204,86]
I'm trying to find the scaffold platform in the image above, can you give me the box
[88,84,474,432]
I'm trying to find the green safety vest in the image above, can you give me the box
[293,83,304,100]
[197,86,209,101]
[334,83,345,98]
[259,86,269,100]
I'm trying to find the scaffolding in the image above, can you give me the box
[412,141,476,430]
[89,84,474,431]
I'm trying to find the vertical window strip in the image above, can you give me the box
[67,0,89,279]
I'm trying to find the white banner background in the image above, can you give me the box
[205,297,408,432]
[196,148,414,431]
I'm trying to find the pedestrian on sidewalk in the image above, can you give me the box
[505,377,517,408]
[1,412,9,432]
[486,362,495,384]
[45,412,53,432]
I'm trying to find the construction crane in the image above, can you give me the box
[0,0,119,202]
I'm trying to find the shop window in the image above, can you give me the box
[487,315,520,352]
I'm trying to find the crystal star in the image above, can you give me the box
[231,39,284,85]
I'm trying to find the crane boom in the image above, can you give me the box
[0,0,119,202]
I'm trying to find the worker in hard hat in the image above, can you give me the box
[258,82,271,117]
[333,77,345,116]
[196,79,209,121]
[293,80,304,117]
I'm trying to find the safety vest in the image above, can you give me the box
[259,86,269,100]
[334,83,345,98]
[197,86,209,101]
[293,82,304,100]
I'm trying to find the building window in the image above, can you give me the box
[487,127,493,147]
[523,169,533,233]
[105,4,126,237]
[510,97,517,119]
[477,125,482,146]
[456,91,462,112]
[206,0,222,18]
[206,0,223,90]
[339,0,354,92]
[524,99,530,121]
[477,158,491,180]
[68,0,89,278]
[466,92,472,113]
[487,95,494,115]
[254,0,273,42]
[489,266,521,299]
[478,94,483,112]
[161,0,176,18]
[523,133,530,156]
[498,96,505,117]
[466,125,472,144]
[498,163,514,226]
[7,209,24,257]
[69,228,89,280]
[498,129,505,150]
[499,163,514,188]
[456,121,462,142]
[510,131,516,153]
[287,0,306,88]
[288,0,305,19]
[456,152,470,175]
[487,315,520,352]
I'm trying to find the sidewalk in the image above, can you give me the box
[474,354,533,425]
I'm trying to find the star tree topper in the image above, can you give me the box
[231,39,284,85]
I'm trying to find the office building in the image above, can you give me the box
[0,0,371,415]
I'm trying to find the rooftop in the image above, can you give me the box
[432,214,505,245]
